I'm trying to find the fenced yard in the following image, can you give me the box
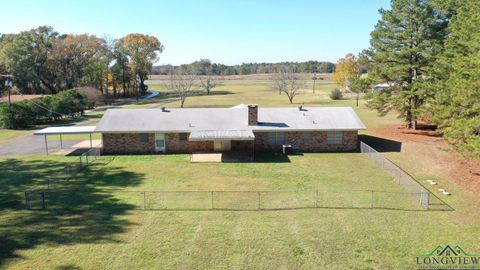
[22,147,450,211]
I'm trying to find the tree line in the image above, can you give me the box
[153,59,335,76]
[333,0,479,156]
[0,26,163,97]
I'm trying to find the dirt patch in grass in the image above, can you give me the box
[373,124,480,202]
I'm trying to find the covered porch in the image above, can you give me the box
[189,130,255,162]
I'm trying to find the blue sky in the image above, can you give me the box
[0,0,390,65]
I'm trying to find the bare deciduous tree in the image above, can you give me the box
[271,69,304,104]
[198,75,222,95]
[168,68,196,108]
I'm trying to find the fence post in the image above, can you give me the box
[315,190,319,207]
[370,190,374,209]
[257,192,261,210]
[25,192,29,210]
[41,191,46,210]
[143,191,146,210]
[211,191,214,209]
[425,192,430,210]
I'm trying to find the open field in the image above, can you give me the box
[1,154,479,269]
[148,72,332,81]
[0,79,479,269]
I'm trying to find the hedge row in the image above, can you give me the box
[0,90,88,129]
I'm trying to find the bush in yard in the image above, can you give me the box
[50,90,87,117]
[329,89,343,100]
[0,90,88,128]
[0,101,36,128]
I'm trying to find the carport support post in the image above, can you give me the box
[89,133,93,149]
[59,134,63,149]
[44,135,48,155]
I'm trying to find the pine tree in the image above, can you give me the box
[430,0,480,156]
[365,0,448,129]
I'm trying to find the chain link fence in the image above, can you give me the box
[360,141,451,210]
[25,144,452,211]
[32,188,429,211]
[24,148,100,209]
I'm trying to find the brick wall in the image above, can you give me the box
[231,140,254,153]
[102,131,358,154]
[102,133,155,154]
[165,133,213,153]
[254,131,358,152]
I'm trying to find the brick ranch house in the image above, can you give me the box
[95,105,366,155]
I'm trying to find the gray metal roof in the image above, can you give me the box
[189,130,254,141]
[256,107,366,131]
[95,106,366,133]
[95,108,248,133]
[34,126,96,135]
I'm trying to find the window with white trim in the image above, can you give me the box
[268,132,285,145]
[327,131,343,145]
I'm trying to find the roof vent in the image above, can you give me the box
[299,105,303,111]
[161,107,167,112]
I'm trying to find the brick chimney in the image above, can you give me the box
[248,104,258,126]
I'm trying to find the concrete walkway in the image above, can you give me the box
[191,153,223,163]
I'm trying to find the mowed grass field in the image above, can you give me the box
[1,154,479,269]
[0,79,479,269]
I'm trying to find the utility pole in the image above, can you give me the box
[312,73,317,94]
[1,75,14,128]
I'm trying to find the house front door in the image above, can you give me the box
[214,140,231,152]
[155,133,165,152]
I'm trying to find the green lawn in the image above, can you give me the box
[0,154,478,269]
[1,79,479,269]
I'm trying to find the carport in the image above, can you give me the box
[33,126,96,155]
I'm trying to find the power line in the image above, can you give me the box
[19,93,64,116]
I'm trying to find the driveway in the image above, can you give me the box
[0,134,81,156]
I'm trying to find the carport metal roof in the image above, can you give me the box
[189,130,255,141]
[34,126,96,135]
[33,126,96,155]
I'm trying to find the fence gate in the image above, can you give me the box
[25,191,46,210]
